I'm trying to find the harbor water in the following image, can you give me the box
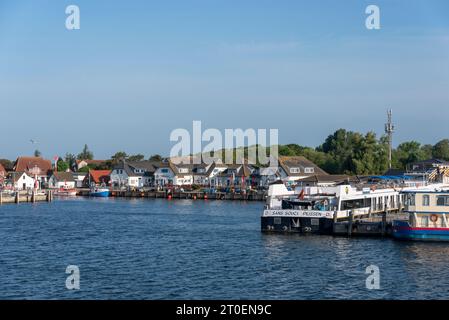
[1,198,449,299]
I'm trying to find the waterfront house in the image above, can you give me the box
[214,164,256,189]
[171,163,194,186]
[278,156,328,184]
[192,163,215,186]
[76,159,108,171]
[153,162,176,186]
[110,160,156,188]
[72,172,87,188]
[257,166,281,187]
[8,172,35,190]
[83,170,111,187]
[13,156,52,189]
[207,162,229,187]
[48,172,76,189]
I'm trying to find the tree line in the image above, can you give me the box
[1,131,448,175]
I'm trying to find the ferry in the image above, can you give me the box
[392,185,449,241]
[261,181,407,234]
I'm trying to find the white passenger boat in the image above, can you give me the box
[261,181,411,234]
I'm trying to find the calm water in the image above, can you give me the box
[1,198,449,300]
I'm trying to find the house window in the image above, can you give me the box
[290,167,300,174]
[422,195,430,206]
[437,196,449,206]
[178,168,188,174]
[161,169,168,173]
[304,167,315,174]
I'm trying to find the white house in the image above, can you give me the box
[110,161,155,188]
[278,156,327,184]
[48,172,76,189]
[154,163,176,186]
[73,172,87,188]
[9,172,35,190]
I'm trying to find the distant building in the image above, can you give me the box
[48,172,76,189]
[110,160,156,188]
[278,156,328,184]
[76,159,108,171]
[13,156,52,188]
[83,170,111,187]
[7,172,35,190]
[73,172,87,188]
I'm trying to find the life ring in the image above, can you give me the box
[430,214,438,223]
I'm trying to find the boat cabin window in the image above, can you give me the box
[437,195,449,206]
[420,216,429,227]
[422,195,430,206]
[406,194,415,206]
[341,198,371,210]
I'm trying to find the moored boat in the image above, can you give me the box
[89,187,110,197]
[53,187,77,197]
[393,185,449,241]
[261,181,408,234]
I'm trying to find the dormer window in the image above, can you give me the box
[178,168,188,174]
[290,167,300,174]
[304,167,314,174]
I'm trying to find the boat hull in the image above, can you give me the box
[392,220,449,241]
[261,216,334,234]
[89,190,110,197]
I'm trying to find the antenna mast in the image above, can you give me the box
[385,109,395,169]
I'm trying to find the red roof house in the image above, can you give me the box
[83,170,111,186]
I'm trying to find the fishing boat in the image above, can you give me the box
[53,187,77,197]
[89,187,110,197]
[261,181,408,234]
[392,185,449,241]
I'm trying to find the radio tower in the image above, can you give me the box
[385,109,395,169]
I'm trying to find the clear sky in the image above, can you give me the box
[1,0,449,160]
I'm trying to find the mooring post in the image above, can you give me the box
[32,190,36,203]
[15,191,20,204]
[382,211,387,236]
[348,210,353,237]
[0,191,2,205]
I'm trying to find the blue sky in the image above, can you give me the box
[1,0,449,160]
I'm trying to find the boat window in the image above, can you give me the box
[437,196,449,206]
[420,216,429,227]
[407,194,415,206]
[422,195,430,206]
[274,218,281,225]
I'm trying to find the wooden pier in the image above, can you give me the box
[0,190,53,205]
[76,188,266,201]
[332,212,408,237]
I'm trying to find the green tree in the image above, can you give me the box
[111,152,128,164]
[128,154,145,162]
[77,144,94,160]
[421,144,434,160]
[57,157,69,172]
[149,154,163,162]
[432,139,449,160]
[0,159,14,171]
[64,153,77,170]
[393,141,426,169]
